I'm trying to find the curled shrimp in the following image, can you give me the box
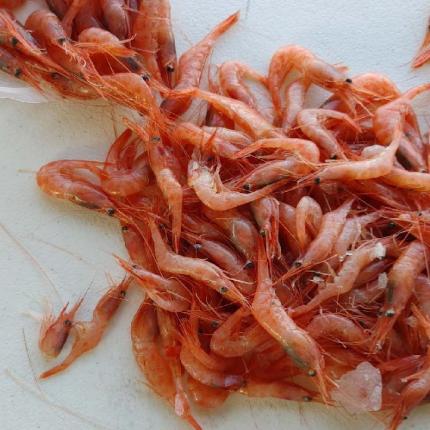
[40,277,131,378]
[148,219,246,303]
[161,12,239,117]
[295,196,322,252]
[38,297,84,359]
[371,241,428,351]
[297,109,360,160]
[252,239,328,399]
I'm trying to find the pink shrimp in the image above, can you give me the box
[282,78,309,133]
[295,196,322,252]
[268,45,353,120]
[161,12,239,117]
[371,241,428,351]
[233,137,320,164]
[252,239,328,399]
[148,219,246,304]
[292,239,389,317]
[297,109,360,159]
[38,297,84,359]
[40,277,131,378]
[118,258,190,312]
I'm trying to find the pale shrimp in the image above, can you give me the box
[315,127,402,182]
[203,207,259,264]
[118,258,190,312]
[171,122,242,159]
[240,379,314,402]
[415,275,430,318]
[0,0,24,8]
[371,241,428,350]
[279,202,300,259]
[188,157,287,211]
[268,45,353,119]
[282,78,309,133]
[148,219,246,303]
[180,344,243,389]
[210,307,269,357]
[252,239,327,399]
[187,377,229,409]
[40,277,131,378]
[306,314,367,344]
[291,239,389,318]
[161,12,239,117]
[100,0,129,40]
[295,196,322,252]
[202,127,252,147]
[297,109,360,159]
[233,137,320,164]
[250,197,281,260]
[38,297,84,359]
[126,121,183,251]
[293,199,354,269]
[157,0,177,87]
[412,17,430,68]
[180,88,281,139]
[37,160,116,215]
[219,61,274,122]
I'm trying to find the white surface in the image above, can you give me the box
[1,1,430,429]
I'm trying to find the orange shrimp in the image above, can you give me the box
[188,156,288,211]
[371,241,428,351]
[250,197,281,260]
[38,297,84,359]
[412,17,430,68]
[37,160,117,215]
[297,109,360,159]
[118,258,191,312]
[295,196,322,252]
[203,207,259,264]
[161,12,239,117]
[187,377,229,409]
[233,137,320,164]
[268,45,353,120]
[252,239,328,399]
[282,78,309,133]
[240,379,314,402]
[148,219,246,304]
[100,0,129,40]
[40,277,131,378]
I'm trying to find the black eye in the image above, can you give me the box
[345,78,353,84]
[120,290,127,298]
[107,208,116,216]
[64,319,72,327]
[166,64,175,73]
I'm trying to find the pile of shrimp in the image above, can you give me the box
[4,1,430,429]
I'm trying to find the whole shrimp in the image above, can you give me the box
[268,45,353,121]
[161,12,239,117]
[252,239,328,399]
[148,219,246,303]
[40,277,131,378]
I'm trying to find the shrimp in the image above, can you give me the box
[161,12,239,117]
[40,277,131,378]
[148,219,246,303]
[240,379,314,402]
[252,239,328,399]
[203,207,259,264]
[282,78,309,133]
[250,197,281,260]
[188,157,287,211]
[371,241,428,351]
[183,214,226,242]
[38,297,84,359]
[315,127,402,182]
[306,314,367,344]
[279,202,300,259]
[412,17,430,68]
[210,307,269,357]
[233,137,320,164]
[157,0,177,87]
[295,196,322,252]
[187,377,229,409]
[297,109,360,159]
[219,61,273,121]
[37,160,117,216]
[268,45,353,119]
[118,258,190,312]
[100,0,129,40]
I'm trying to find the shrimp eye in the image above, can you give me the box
[11,37,19,47]
[142,73,150,82]
[220,286,229,294]
[211,320,219,329]
[51,72,61,79]
[121,225,129,232]
[107,208,116,216]
[345,78,353,84]
[330,154,338,160]
[193,243,202,251]
[243,183,252,191]
[294,260,303,268]
[314,177,321,185]
[244,260,254,269]
[132,264,139,269]
[387,221,396,229]
[417,211,423,217]
[57,37,67,45]
[166,64,175,73]
[303,396,312,402]
[151,136,161,142]
[64,319,72,327]
[308,369,317,377]
[259,229,266,237]
[120,290,127,298]
[385,309,395,318]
